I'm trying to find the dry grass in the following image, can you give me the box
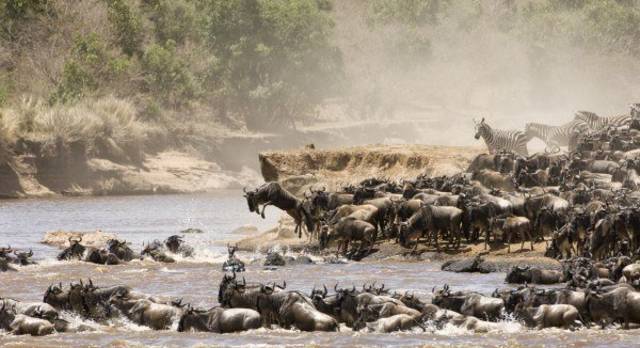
[0,95,148,162]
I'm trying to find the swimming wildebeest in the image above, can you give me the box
[177,305,261,333]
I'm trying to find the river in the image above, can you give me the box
[0,192,638,347]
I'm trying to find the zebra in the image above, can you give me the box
[524,119,588,152]
[574,110,631,131]
[473,118,530,156]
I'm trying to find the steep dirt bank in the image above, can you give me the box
[258,144,483,195]
[0,118,466,198]
[0,150,262,198]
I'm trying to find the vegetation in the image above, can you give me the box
[1,0,640,163]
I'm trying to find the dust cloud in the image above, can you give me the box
[329,1,640,147]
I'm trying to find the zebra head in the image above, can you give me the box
[473,117,487,140]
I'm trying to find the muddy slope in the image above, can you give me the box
[258,144,483,194]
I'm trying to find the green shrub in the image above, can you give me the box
[141,41,200,107]
[149,0,197,45]
[105,0,144,56]
[198,0,343,129]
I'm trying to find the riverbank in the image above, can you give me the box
[0,118,454,198]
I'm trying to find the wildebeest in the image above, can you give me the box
[324,217,376,258]
[459,293,505,321]
[178,305,261,333]
[472,169,516,192]
[505,265,564,284]
[243,182,314,238]
[106,239,138,261]
[585,286,640,329]
[141,240,175,263]
[515,303,581,329]
[0,301,55,336]
[57,237,86,261]
[353,304,425,333]
[1,298,58,323]
[491,216,533,253]
[118,298,184,330]
[275,292,338,331]
[399,204,463,252]
[164,235,194,257]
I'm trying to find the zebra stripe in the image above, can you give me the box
[474,119,530,156]
[524,119,587,151]
[574,110,631,131]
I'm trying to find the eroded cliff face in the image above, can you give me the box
[258,144,483,195]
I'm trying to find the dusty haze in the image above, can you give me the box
[329,0,640,147]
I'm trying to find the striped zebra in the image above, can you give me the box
[473,118,530,156]
[524,119,587,152]
[574,110,631,131]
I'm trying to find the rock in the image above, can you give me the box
[477,261,501,273]
[264,252,287,267]
[323,256,348,264]
[181,228,204,234]
[230,225,258,235]
[441,255,485,273]
[41,230,117,249]
[288,255,314,265]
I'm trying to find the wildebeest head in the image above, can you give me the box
[107,239,135,261]
[141,240,163,256]
[227,243,238,258]
[310,284,329,302]
[177,304,209,332]
[58,237,86,261]
[164,235,184,253]
[243,187,259,213]
[505,265,532,284]
[307,187,329,211]
[43,282,68,310]
[13,249,34,265]
[401,180,417,199]
[0,246,13,258]
[353,187,376,204]
[0,300,17,329]
[430,284,452,308]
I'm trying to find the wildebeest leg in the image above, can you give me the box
[433,229,441,252]
[260,202,273,219]
[506,228,512,253]
[484,228,490,250]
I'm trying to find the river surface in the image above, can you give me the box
[0,192,638,347]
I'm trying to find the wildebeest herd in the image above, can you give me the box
[5,105,640,336]
[4,270,640,336]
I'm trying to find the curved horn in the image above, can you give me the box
[323,284,328,297]
[335,283,339,292]
[243,187,248,193]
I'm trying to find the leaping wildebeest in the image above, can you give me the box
[243,182,315,238]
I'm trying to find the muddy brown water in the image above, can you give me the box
[0,192,638,347]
